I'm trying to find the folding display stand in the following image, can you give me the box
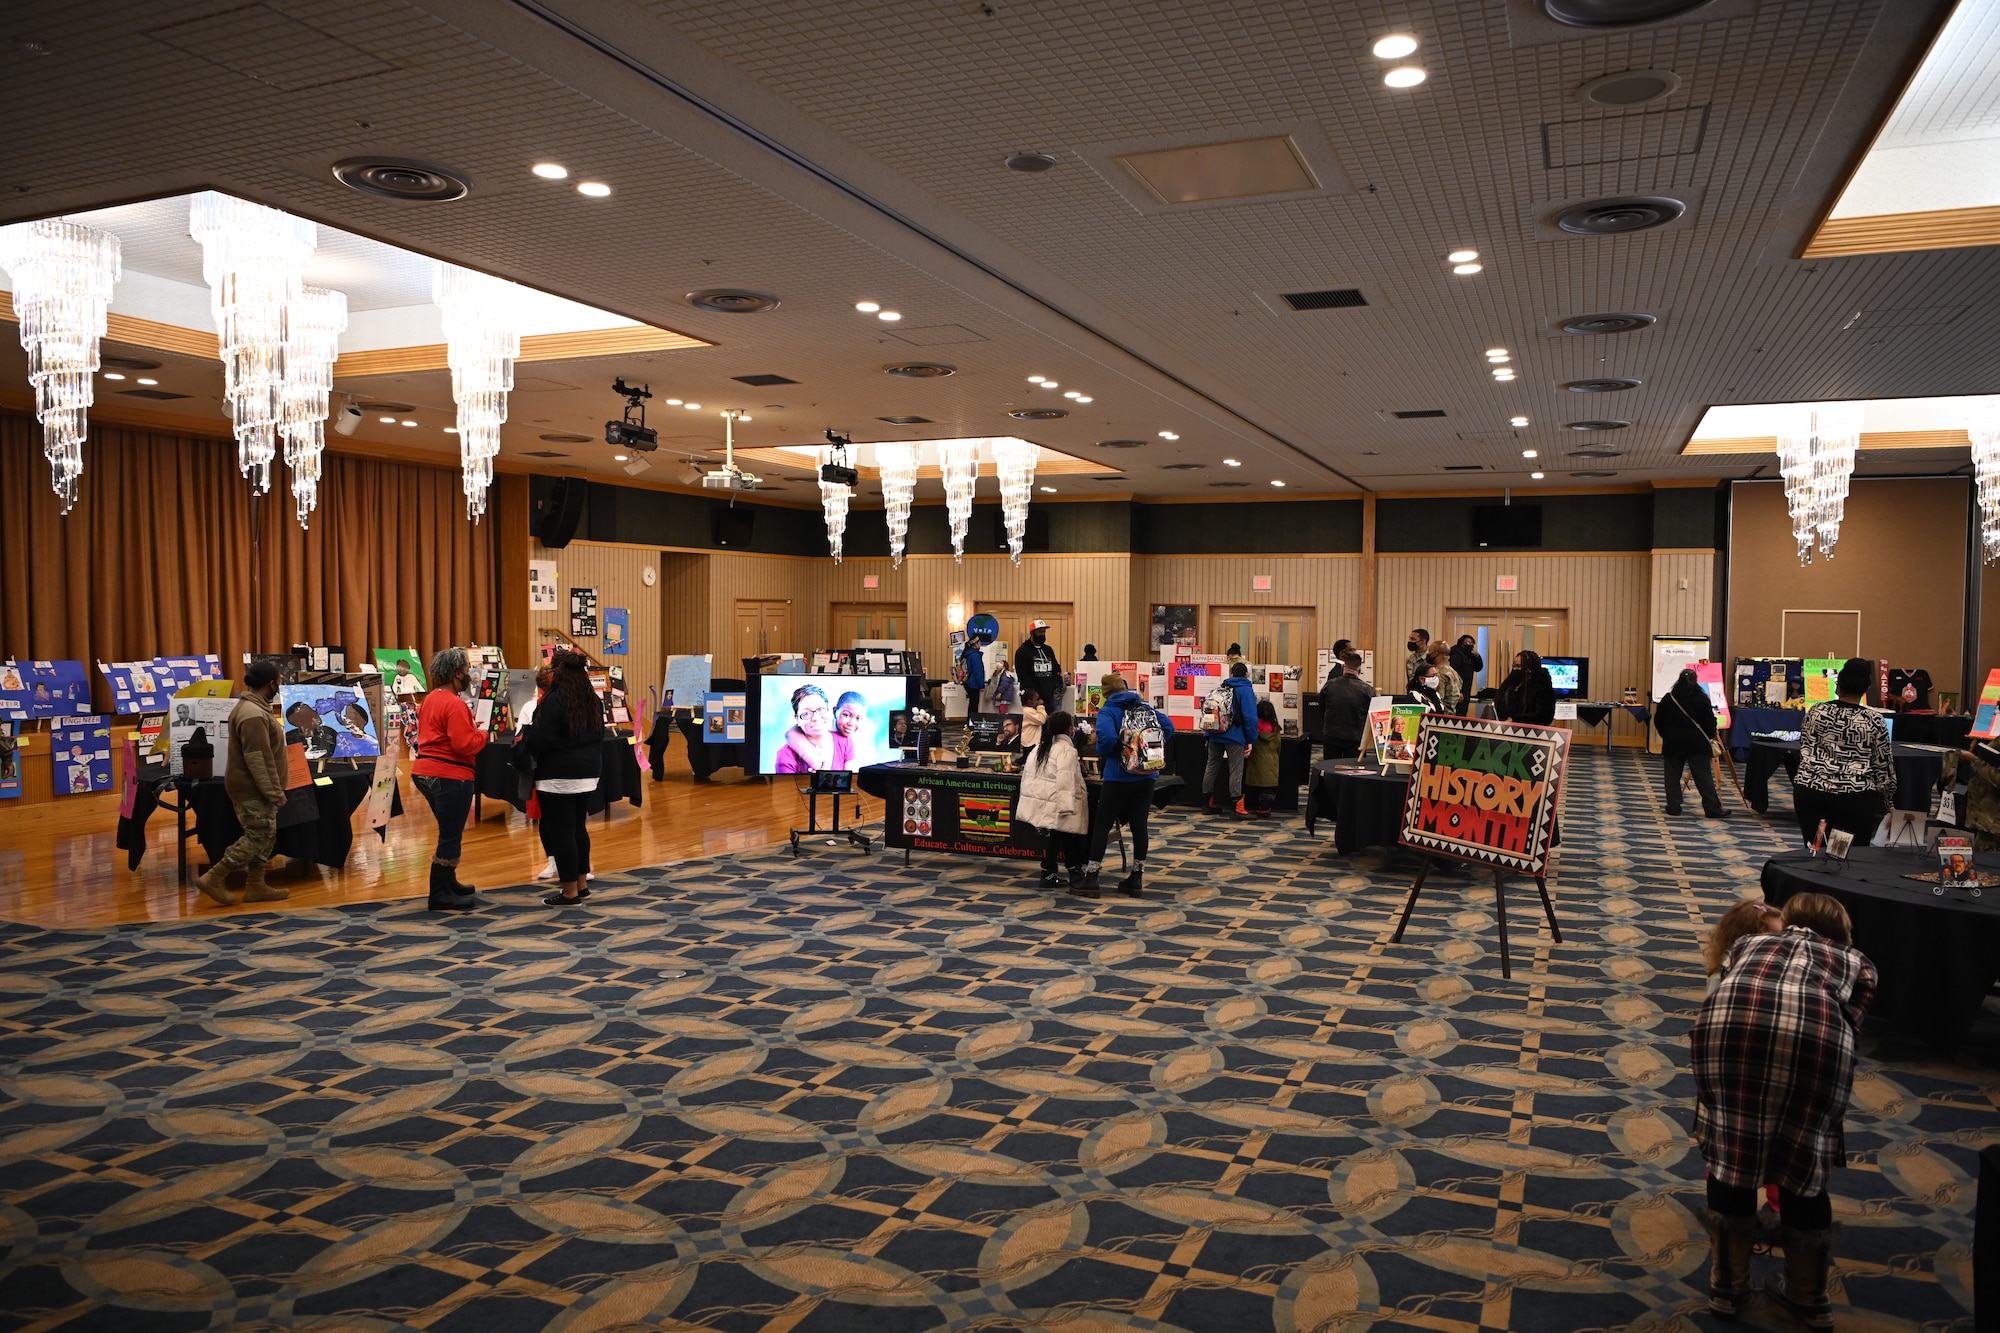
[1389,856,1563,980]
[791,772,872,855]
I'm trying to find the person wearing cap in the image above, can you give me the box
[1015,620,1066,714]
[960,625,992,713]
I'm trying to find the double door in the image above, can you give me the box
[973,602,1074,704]
[734,599,793,660]
[1443,608,1569,693]
[830,602,907,646]
[1208,606,1316,671]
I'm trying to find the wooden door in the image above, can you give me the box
[1445,608,1570,687]
[1209,606,1315,670]
[974,602,1074,702]
[734,599,793,657]
[1209,608,1259,660]
[736,601,764,662]
[831,602,909,645]
[761,602,793,655]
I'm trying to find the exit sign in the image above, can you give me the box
[1496,575,1519,592]
[1253,575,1272,591]
[863,575,879,589]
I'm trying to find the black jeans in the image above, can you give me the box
[537,788,594,882]
[1039,831,1086,874]
[1793,786,1883,848]
[1663,747,1723,815]
[1706,1177,1832,1230]
[1086,778,1155,867]
[414,775,475,864]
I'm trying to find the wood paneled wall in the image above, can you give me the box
[907,554,1133,669]
[1131,556,1363,659]
[1650,551,1716,640]
[527,539,663,702]
[1378,553,1656,703]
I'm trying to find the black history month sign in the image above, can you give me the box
[1399,714,1569,875]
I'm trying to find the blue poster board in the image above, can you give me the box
[99,655,225,715]
[50,715,113,795]
[0,722,21,799]
[604,607,629,655]
[0,660,90,720]
[662,655,712,709]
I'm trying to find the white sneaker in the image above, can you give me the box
[535,857,558,880]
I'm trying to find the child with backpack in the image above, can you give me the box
[1201,662,1259,816]
[1078,672,1174,899]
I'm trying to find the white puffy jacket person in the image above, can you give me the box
[1017,711,1090,889]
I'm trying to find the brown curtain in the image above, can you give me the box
[1,409,495,709]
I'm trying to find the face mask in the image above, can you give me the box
[1424,675,1439,688]
[1407,640,1419,652]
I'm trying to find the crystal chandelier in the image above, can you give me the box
[432,263,521,520]
[876,442,919,567]
[189,192,317,494]
[991,437,1039,564]
[1774,401,1865,563]
[937,438,981,560]
[819,453,851,564]
[0,219,121,512]
[1969,396,2000,564]
[280,286,347,528]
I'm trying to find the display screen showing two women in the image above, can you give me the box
[759,676,908,773]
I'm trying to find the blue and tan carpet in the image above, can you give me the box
[0,748,1992,1330]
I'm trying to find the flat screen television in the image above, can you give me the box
[1472,504,1542,548]
[713,504,755,548]
[757,675,910,773]
[1542,656,1589,698]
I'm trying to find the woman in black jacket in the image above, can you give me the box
[524,650,605,906]
[1496,650,1557,726]
[1449,636,1482,714]
[1657,667,1727,818]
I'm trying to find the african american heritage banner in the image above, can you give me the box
[1399,714,1569,875]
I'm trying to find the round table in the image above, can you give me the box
[475,736,644,817]
[1761,847,2000,1046]
[1304,758,1411,854]
[1744,739,1948,815]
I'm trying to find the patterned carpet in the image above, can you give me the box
[0,747,1992,1332]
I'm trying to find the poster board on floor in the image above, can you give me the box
[1400,713,1570,875]
[1649,636,1709,704]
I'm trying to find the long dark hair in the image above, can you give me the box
[1035,710,1074,766]
[547,650,602,736]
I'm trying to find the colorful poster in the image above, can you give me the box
[704,691,746,744]
[662,655,713,710]
[604,607,629,655]
[0,722,20,799]
[570,587,599,638]
[1972,668,2000,739]
[1383,703,1428,767]
[1803,658,1843,704]
[367,723,401,830]
[373,648,427,696]
[0,660,90,720]
[530,560,559,613]
[1693,661,1732,730]
[168,695,236,777]
[1400,714,1570,875]
[50,715,113,796]
[277,683,382,760]
[881,768,1050,860]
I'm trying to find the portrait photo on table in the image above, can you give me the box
[759,676,909,773]
[277,684,381,760]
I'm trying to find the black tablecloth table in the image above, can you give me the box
[675,714,750,781]
[1744,740,1948,815]
[475,736,643,818]
[117,770,401,874]
[857,761,1179,864]
[1761,848,2000,1046]
[1729,706,1971,756]
[1304,759,1412,854]
[1162,733,1310,809]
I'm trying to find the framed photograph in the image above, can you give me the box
[1150,604,1199,650]
[1823,826,1854,862]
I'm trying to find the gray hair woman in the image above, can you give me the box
[412,646,486,911]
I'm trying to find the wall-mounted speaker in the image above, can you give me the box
[536,478,587,548]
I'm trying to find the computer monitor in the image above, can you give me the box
[1542,656,1589,698]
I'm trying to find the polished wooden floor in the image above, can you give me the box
[0,740,881,929]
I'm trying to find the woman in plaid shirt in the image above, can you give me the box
[1691,892,1877,1326]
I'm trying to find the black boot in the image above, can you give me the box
[1768,1225,1835,1330]
[1070,869,1101,899]
[427,862,477,911]
[1701,1208,1756,1320]
[1115,868,1144,898]
[1039,863,1063,888]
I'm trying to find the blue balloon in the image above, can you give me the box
[965,613,1000,640]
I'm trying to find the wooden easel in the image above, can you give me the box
[1389,855,1563,980]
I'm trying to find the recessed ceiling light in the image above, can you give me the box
[1039,380,1059,389]
[379,415,396,423]
[1076,396,1093,403]
[576,181,611,197]
[1027,375,1045,382]
[1531,471,1545,479]
[1487,353,1510,362]
[666,398,683,405]
[1486,347,1508,355]
[1039,485,1057,493]
[1510,415,1530,427]
[136,377,158,386]
[1221,457,1241,467]
[684,402,701,409]
[401,420,417,427]
[1158,431,1179,440]
[103,372,125,380]
[877,310,902,321]
[1447,249,1478,263]
[1452,262,1482,275]
[1523,449,1539,458]
[1372,33,1419,59]
[613,453,628,462]
[1063,391,1081,399]
[531,162,568,179]
[1270,479,1287,487]
[445,427,458,434]
[856,301,880,313]
[1384,66,1427,88]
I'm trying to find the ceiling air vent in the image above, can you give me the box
[686,289,780,314]
[1010,409,1067,421]
[1208,481,1250,488]
[1160,462,1207,471]
[101,355,162,371]
[539,432,591,443]
[1577,69,1682,107]
[355,400,416,413]
[1564,377,1642,393]
[1571,470,1620,478]
[1394,409,1447,419]
[883,362,955,378]
[522,450,569,458]
[1005,151,1059,173]
[1092,475,1123,482]
[1545,0,1715,27]
[331,157,472,202]
[1096,439,1148,449]
[1281,288,1368,311]
[1566,420,1631,431]
[1553,195,1686,235]
[1441,464,1487,472]
[1558,312,1657,336]
[732,373,797,387]
[877,415,933,425]
[119,388,190,400]
[1569,448,1625,458]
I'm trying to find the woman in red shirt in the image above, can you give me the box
[414,647,488,911]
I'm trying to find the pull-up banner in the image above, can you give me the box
[1400,714,1569,875]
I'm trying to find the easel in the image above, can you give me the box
[790,782,872,856]
[1389,855,1563,980]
